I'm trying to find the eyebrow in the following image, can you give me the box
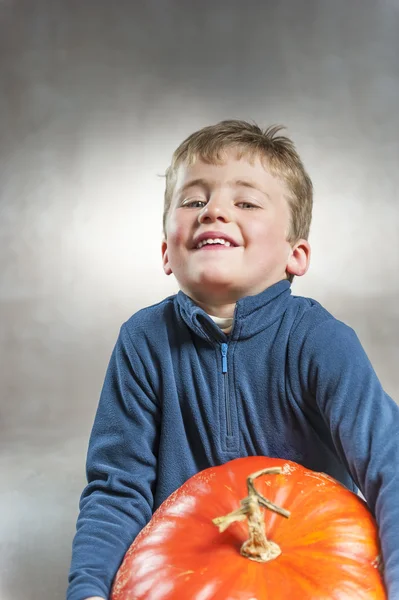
[176,178,270,198]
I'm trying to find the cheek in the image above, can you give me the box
[166,216,190,251]
[249,220,284,244]
[247,219,291,256]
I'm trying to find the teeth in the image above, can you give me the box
[196,238,232,249]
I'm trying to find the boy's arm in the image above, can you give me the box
[299,318,399,598]
[67,323,160,600]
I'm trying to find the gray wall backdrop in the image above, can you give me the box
[1,1,398,599]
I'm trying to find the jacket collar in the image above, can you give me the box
[176,279,292,342]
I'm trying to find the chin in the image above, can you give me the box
[198,275,236,289]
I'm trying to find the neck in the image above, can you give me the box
[186,296,236,318]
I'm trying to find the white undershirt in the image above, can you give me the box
[208,314,234,334]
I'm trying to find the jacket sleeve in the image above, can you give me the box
[67,323,160,600]
[300,318,399,598]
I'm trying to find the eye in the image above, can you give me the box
[182,199,207,208]
[236,201,258,209]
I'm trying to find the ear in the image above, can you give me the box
[162,239,173,275]
[286,239,311,277]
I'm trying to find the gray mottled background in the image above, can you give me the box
[0,1,398,598]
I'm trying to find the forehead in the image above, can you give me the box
[173,147,287,196]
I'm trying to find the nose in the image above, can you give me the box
[198,195,231,224]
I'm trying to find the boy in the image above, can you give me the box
[67,120,399,600]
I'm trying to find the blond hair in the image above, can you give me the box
[163,119,313,281]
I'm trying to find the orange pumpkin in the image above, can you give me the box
[111,456,386,599]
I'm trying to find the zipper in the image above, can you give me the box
[221,343,232,437]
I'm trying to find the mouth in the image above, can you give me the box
[192,233,239,250]
[196,239,236,250]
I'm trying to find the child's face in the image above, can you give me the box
[162,148,310,305]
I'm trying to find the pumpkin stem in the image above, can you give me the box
[212,467,290,563]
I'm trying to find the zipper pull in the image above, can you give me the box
[221,343,228,373]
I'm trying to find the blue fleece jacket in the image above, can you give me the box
[67,280,399,600]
